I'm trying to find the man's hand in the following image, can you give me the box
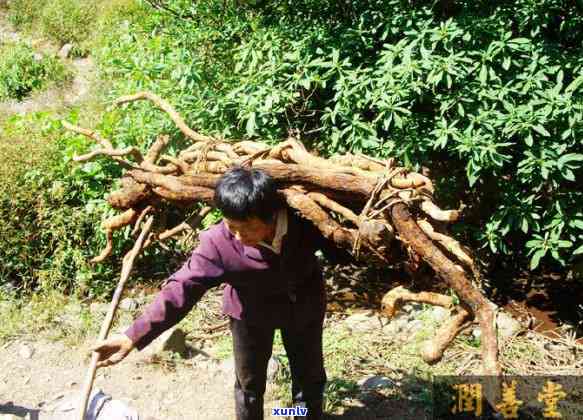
[91,334,135,368]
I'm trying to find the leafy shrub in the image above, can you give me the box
[7,0,97,47]
[0,112,119,295]
[39,0,96,46]
[0,42,70,101]
[98,0,583,272]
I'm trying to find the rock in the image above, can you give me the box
[384,315,409,335]
[146,327,187,357]
[431,306,449,323]
[266,356,280,382]
[496,311,523,339]
[402,302,423,313]
[344,312,381,332]
[19,344,34,359]
[358,375,394,390]
[43,389,139,420]
[407,320,424,334]
[120,297,138,311]
[472,328,482,340]
[58,43,74,59]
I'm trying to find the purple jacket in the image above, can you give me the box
[125,209,340,350]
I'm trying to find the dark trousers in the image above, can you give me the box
[229,313,327,420]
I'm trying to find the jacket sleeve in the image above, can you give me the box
[124,229,224,350]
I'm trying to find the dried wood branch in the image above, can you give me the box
[114,92,214,143]
[78,216,154,420]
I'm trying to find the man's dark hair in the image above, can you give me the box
[214,167,282,222]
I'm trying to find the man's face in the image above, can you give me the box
[224,216,275,247]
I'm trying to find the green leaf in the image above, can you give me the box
[566,75,583,93]
[571,220,583,230]
[511,38,530,44]
[332,49,339,66]
[299,78,311,89]
[532,125,550,137]
[502,56,511,71]
[479,65,488,85]
[521,218,528,234]
[574,244,583,255]
[562,168,575,181]
[557,153,583,169]
[530,249,546,270]
[245,112,256,137]
[457,102,465,117]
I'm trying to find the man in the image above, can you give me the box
[92,167,347,420]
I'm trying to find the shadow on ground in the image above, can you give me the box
[0,402,40,419]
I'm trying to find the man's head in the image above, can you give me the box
[214,167,281,246]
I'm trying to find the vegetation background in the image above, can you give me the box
[0,0,582,300]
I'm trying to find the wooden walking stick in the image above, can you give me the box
[77,216,154,420]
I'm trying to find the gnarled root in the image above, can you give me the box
[417,219,474,268]
[282,187,358,248]
[91,229,114,264]
[306,192,360,225]
[420,201,460,222]
[107,177,151,210]
[390,203,500,376]
[380,285,454,318]
[114,92,214,143]
[421,304,472,364]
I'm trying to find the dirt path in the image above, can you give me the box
[0,338,251,420]
[0,10,96,116]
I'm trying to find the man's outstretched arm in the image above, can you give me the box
[92,229,225,366]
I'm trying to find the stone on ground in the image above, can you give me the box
[57,43,74,59]
[358,375,394,390]
[18,344,34,360]
[119,297,139,311]
[496,311,523,339]
[344,311,382,333]
[143,326,188,358]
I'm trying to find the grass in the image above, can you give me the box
[6,0,147,55]
[0,291,92,343]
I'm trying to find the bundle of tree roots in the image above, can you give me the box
[63,91,501,377]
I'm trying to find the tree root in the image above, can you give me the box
[380,285,453,318]
[421,304,472,364]
[114,92,214,143]
[390,203,500,376]
[417,219,474,268]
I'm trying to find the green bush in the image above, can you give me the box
[0,42,70,101]
[39,0,96,45]
[7,0,97,47]
[97,0,583,272]
[0,112,117,295]
[0,108,190,297]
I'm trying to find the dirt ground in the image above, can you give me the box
[0,338,243,420]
